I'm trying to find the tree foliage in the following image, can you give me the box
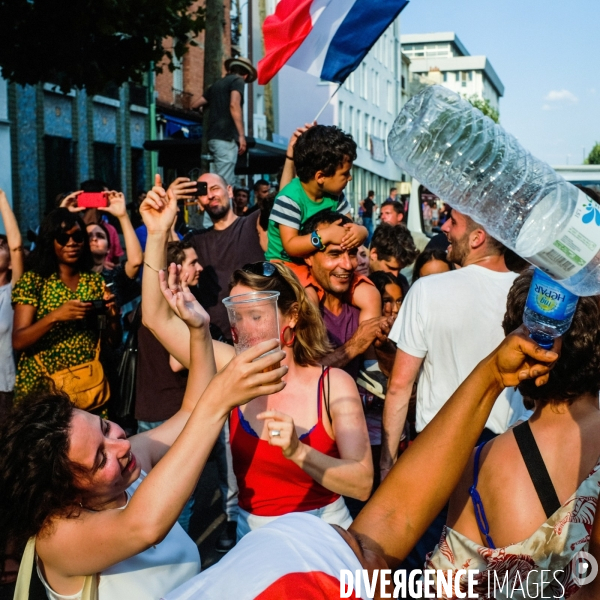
[585,143,600,165]
[465,94,500,123]
[0,0,205,94]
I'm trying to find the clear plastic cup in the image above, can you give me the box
[222,291,281,371]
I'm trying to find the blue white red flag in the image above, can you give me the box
[257,0,410,85]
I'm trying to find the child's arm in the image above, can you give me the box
[352,280,382,321]
[279,220,345,258]
[341,220,368,250]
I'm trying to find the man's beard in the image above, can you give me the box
[206,202,230,220]
[446,236,469,266]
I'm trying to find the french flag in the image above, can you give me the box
[258,0,410,86]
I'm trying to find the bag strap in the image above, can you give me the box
[513,421,561,518]
[33,336,102,374]
[13,537,35,599]
[321,365,333,425]
[13,537,98,600]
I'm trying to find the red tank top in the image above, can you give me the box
[229,368,341,516]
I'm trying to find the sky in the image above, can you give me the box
[400,0,600,166]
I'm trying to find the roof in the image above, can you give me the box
[408,56,505,97]
[400,32,470,57]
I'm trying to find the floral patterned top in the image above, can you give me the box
[426,457,600,599]
[11,271,104,399]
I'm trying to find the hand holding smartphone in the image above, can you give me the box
[77,192,109,208]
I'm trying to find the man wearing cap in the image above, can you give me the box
[192,57,257,185]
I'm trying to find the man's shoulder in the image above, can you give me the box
[413,265,518,308]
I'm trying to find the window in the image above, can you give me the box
[172,46,183,94]
[356,109,362,147]
[94,142,121,190]
[364,113,370,148]
[349,106,354,136]
[131,148,146,197]
[361,64,368,99]
[387,80,393,113]
[374,71,380,106]
[460,71,471,87]
[338,101,345,131]
[44,136,76,214]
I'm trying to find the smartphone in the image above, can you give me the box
[192,181,208,197]
[77,192,108,208]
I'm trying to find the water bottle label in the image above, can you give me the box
[526,269,579,320]
[528,190,600,280]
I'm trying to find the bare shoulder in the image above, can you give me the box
[354,281,379,301]
[327,367,362,406]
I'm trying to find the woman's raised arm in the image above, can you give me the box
[349,327,559,568]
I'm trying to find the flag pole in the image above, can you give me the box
[313,83,342,123]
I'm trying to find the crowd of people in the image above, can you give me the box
[0,112,599,600]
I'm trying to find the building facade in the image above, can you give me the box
[402,32,504,112]
[0,77,12,232]
[4,80,150,234]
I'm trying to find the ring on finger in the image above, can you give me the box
[270,430,281,437]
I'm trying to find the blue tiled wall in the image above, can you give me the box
[16,85,40,231]
[43,93,73,137]
[77,91,90,180]
[130,114,146,148]
[93,104,117,143]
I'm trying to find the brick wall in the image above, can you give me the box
[156,0,232,108]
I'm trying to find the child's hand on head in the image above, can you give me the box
[317,219,345,246]
[341,223,367,250]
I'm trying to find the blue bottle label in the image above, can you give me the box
[526,269,578,320]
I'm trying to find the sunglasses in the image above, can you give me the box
[242,262,277,277]
[55,229,85,246]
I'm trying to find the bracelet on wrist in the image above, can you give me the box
[144,261,165,272]
[286,155,294,161]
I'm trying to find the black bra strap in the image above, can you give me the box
[321,365,333,425]
[513,421,561,518]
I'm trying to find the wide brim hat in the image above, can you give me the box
[224,56,258,83]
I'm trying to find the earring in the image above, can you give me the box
[280,325,296,347]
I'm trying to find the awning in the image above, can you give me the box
[143,136,287,176]
[159,113,202,139]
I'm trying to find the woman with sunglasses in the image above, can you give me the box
[11,208,118,405]
[140,185,373,539]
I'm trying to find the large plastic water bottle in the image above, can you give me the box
[523,269,578,348]
[388,85,600,296]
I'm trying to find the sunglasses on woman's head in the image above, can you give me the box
[55,230,85,246]
[242,262,277,277]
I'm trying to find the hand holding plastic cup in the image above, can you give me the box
[222,291,281,372]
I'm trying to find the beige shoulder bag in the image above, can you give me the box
[33,340,110,411]
[14,537,98,600]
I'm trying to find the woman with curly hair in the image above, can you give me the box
[0,288,286,598]
[426,269,600,598]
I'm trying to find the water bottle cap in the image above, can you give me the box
[529,331,555,349]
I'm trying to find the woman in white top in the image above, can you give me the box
[0,281,286,599]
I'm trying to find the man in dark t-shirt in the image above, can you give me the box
[190,172,265,343]
[192,57,257,186]
[360,190,376,245]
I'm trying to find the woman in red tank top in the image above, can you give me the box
[154,261,373,540]
[226,263,373,539]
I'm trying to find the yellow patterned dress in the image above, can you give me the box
[11,271,105,400]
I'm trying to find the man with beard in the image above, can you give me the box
[190,173,264,343]
[301,210,388,380]
[379,207,529,572]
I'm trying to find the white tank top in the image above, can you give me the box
[36,473,200,600]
